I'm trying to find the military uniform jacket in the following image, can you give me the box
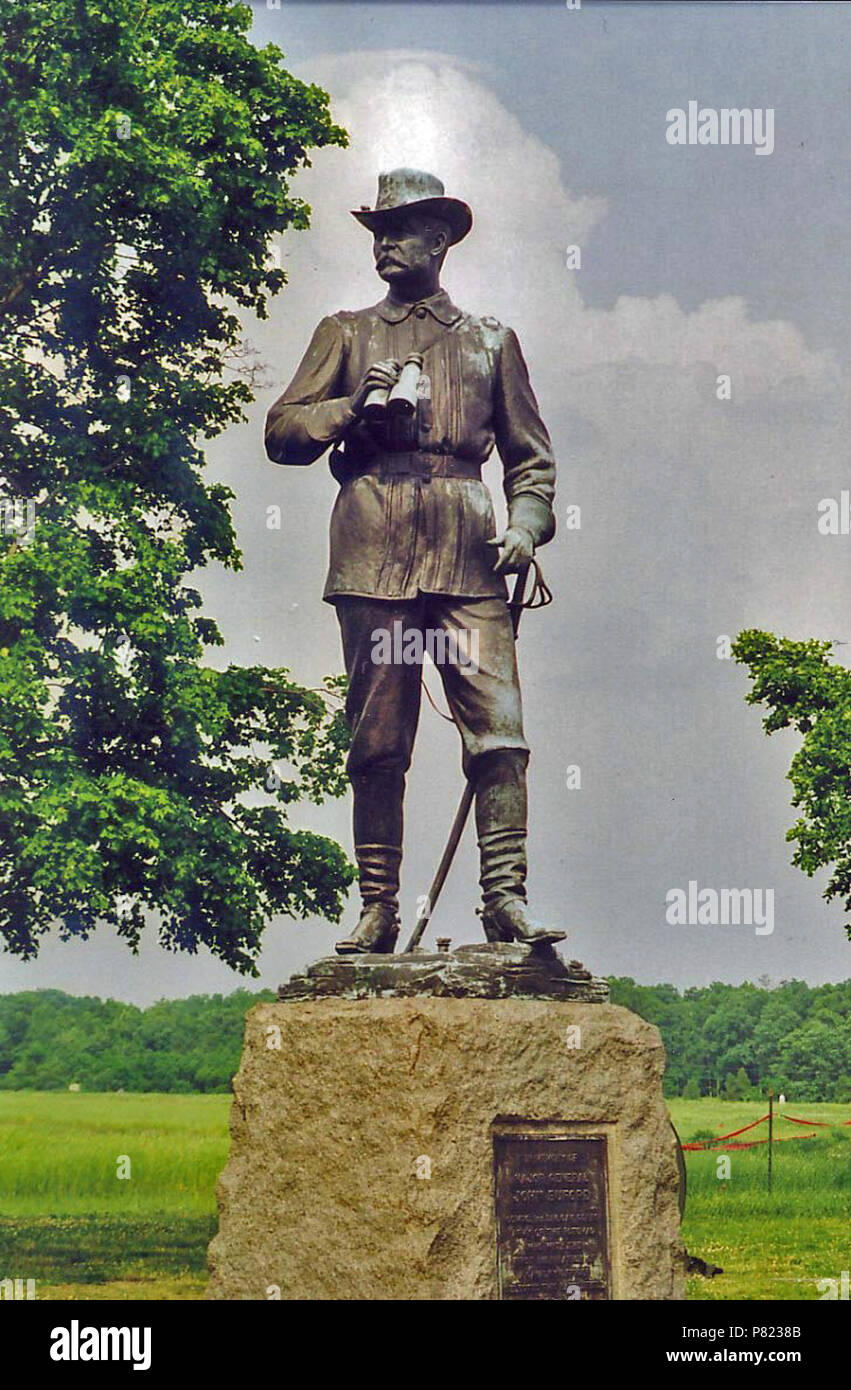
[264,288,557,603]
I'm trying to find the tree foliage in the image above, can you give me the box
[733,630,851,943]
[0,988,274,1091]
[608,976,851,1101]
[0,1,352,972]
[3,980,851,1099]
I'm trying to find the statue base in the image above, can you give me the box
[278,941,610,1002]
[207,946,684,1300]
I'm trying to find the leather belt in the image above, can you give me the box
[360,451,482,483]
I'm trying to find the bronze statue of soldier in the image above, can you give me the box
[266,168,564,956]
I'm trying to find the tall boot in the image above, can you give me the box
[336,769,403,955]
[335,844,402,954]
[474,749,565,947]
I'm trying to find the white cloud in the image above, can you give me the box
[263,50,840,404]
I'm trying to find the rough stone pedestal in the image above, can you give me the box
[207,957,685,1300]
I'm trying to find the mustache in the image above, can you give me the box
[376,254,404,269]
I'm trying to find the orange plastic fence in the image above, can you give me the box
[680,1107,850,1152]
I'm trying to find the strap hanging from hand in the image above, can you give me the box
[509,557,552,613]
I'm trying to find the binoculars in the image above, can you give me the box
[363,353,424,422]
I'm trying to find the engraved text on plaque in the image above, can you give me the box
[493,1131,611,1299]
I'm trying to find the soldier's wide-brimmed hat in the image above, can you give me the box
[351,168,473,246]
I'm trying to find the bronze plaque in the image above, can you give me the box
[493,1132,611,1300]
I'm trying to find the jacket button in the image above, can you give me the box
[415,305,427,319]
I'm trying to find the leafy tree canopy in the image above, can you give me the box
[0,0,352,972]
[733,631,851,943]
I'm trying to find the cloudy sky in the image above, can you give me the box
[5,0,851,1004]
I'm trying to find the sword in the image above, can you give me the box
[402,563,536,954]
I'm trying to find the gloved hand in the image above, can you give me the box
[350,359,401,418]
[486,526,535,575]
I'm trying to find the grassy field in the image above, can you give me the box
[0,1093,228,1299]
[673,1099,851,1300]
[1,1092,849,1300]
[1,1092,229,1216]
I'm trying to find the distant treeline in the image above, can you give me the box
[1,979,850,1100]
[609,977,851,1102]
[0,989,274,1095]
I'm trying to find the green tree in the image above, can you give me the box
[3,982,850,1095]
[723,1066,752,1101]
[835,1074,851,1104]
[751,996,804,1085]
[733,630,851,943]
[0,1,353,972]
[779,1018,851,1102]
